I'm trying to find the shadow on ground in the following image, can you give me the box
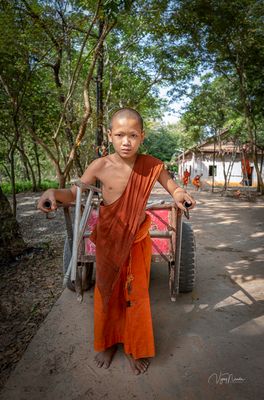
[0,190,263,400]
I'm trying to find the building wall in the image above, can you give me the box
[179,152,263,186]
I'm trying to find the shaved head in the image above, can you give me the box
[109,108,144,131]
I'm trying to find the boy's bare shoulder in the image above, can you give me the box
[80,156,111,183]
[90,155,113,171]
[86,155,115,178]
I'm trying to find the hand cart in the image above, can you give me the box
[59,182,196,303]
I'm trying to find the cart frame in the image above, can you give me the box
[59,181,190,304]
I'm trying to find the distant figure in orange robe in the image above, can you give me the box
[182,169,190,188]
[38,108,195,375]
[192,174,203,191]
[241,158,251,186]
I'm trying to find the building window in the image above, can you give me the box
[209,165,217,176]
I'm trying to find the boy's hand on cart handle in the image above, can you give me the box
[37,189,57,213]
[183,201,192,219]
[172,187,196,212]
[43,200,52,209]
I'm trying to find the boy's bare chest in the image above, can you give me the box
[99,165,133,205]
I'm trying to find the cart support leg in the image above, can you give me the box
[169,207,183,301]
[69,186,82,301]
[64,207,73,252]
[63,186,95,302]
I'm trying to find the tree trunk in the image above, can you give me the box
[9,148,17,217]
[16,144,37,191]
[218,134,228,191]
[65,126,83,176]
[0,186,26,266]
[96,18,105,147]
[222,155,228,191]
[56,168,66,188]
[258,148,264,193]
[19,136,30,180]
[27,155,37,192]
[59,175,66,188]
[212,133,216,193]
[260,149,264,175]
[246,115,263,194]
[253,147,263,194]
[33,138,42,188]
[237,66,263,193]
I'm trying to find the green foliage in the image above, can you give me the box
[166,0,264,149]
[1,180,59,195]
[1,0,263,198]
[180,75,245,142]
[0,0,178,192]
[143,124,181,162]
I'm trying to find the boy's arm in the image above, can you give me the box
[158,168,196,211]
[37,158,101,213]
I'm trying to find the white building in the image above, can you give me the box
[177,133,263,187]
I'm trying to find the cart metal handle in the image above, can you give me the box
[63,183,101,301]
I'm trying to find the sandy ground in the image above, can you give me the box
[0,188,264,400]
[0,192,66,388]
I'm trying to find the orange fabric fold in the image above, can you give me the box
[93,214,155,359]
[90,154,164,310]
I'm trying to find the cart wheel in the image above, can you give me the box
[63,237,94,292]
[179,221,196,292]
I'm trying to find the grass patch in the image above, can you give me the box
[1,180,59,194]
[40,180,59,190]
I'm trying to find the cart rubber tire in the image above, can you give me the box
[63,237,94,292]
[179,221,196,293]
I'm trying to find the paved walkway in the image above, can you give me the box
[1,191,263,400]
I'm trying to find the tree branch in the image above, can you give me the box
[63,20,116,177]
[53,0,103,140]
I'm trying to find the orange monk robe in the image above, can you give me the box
[192,176,200,188]
[90,154,164,309]
[241,158,251,177]
[94,214,155,359]
[90,154,164,359]
[183,170,190,186]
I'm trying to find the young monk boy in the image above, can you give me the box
[192,173,203,191]
[38,108,195,375]
[182,168,190,188]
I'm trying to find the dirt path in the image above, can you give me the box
[0,192,66,388]
[0,189,263,400]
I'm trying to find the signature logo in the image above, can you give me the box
[208,371,246,384]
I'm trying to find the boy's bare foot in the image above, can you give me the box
[94,344,118,369]
[125,354,150,375]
